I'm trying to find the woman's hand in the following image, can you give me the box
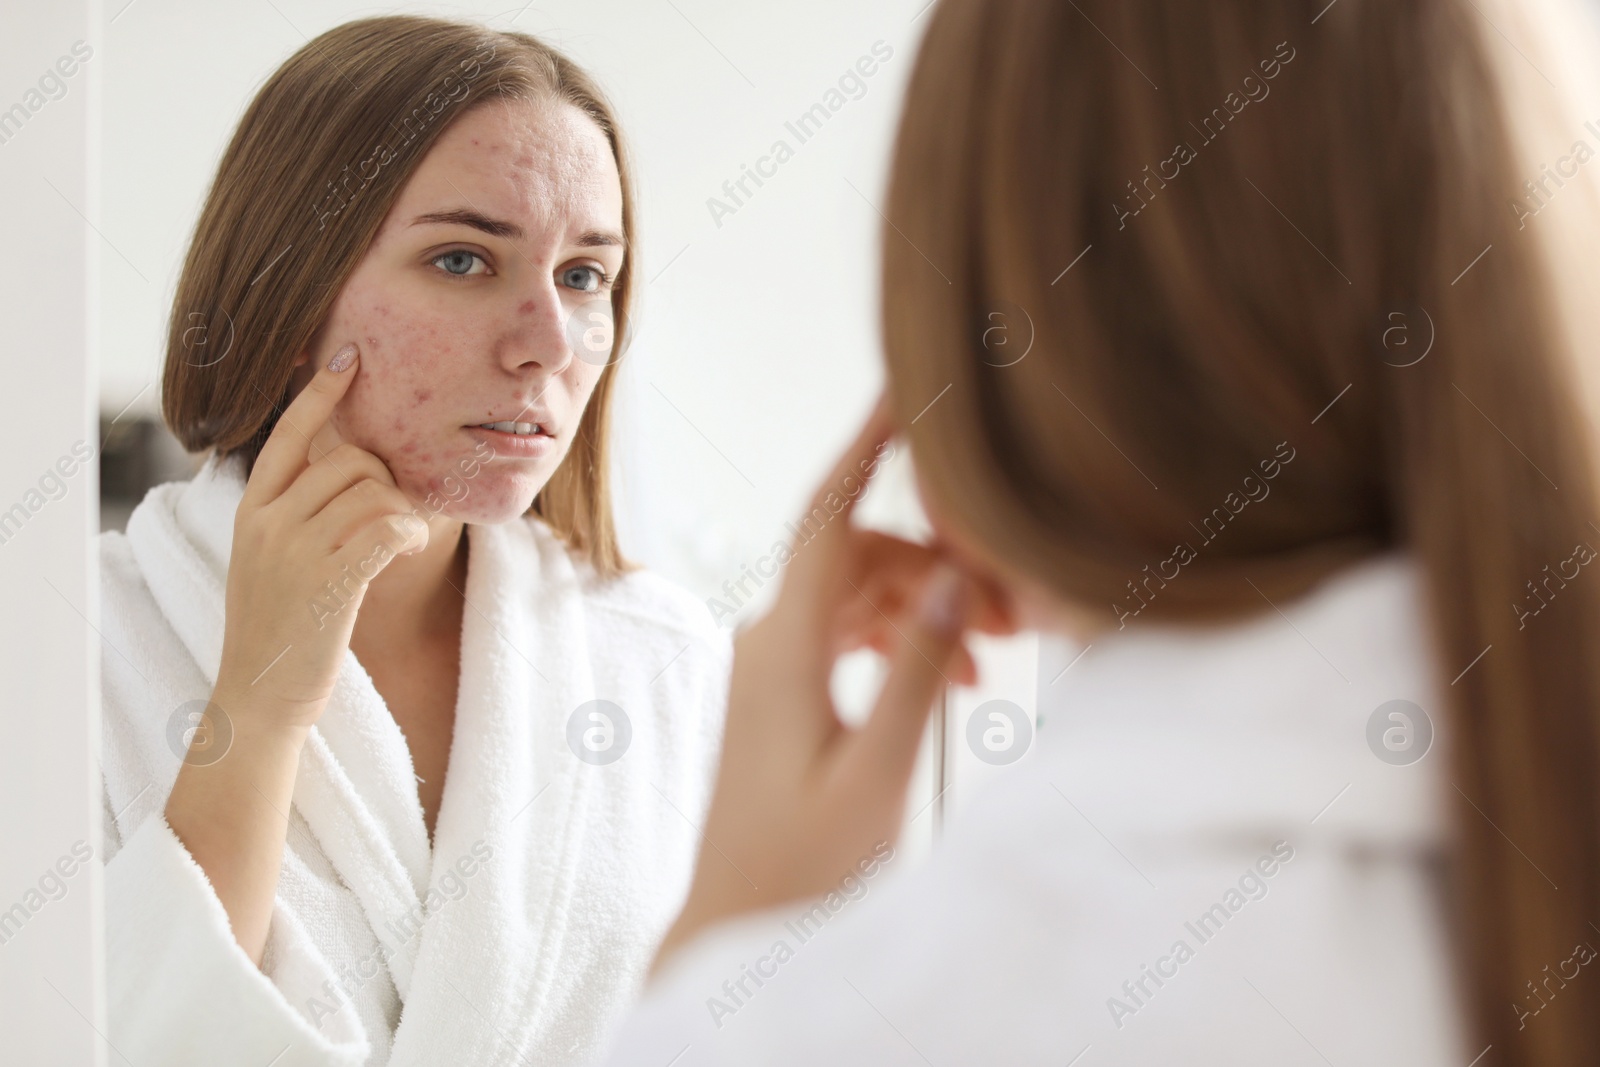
[825,527,1014,686]
[653,396,1012,970]
[213,342,428,728]
[165,341,427,968]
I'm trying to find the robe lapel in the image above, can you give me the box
[290,667,433,999]
[386,517,599,1067]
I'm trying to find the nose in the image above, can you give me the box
[498,277,576,379]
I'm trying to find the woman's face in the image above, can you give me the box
[294,96,625,524]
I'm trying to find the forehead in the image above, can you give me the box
[383,96,622,241]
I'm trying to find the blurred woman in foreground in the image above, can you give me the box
[602,0,1600,1063]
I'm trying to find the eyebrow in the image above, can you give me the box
[409,208,625,249]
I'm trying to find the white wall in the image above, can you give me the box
[0,2,104,1062]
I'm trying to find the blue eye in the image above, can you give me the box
[562,265,610,293]
[432,250,487,277]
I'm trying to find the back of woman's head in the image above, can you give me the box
[162,15,636,573]
[885,0,1600,1061]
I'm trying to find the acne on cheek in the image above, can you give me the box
[327,286,541,517]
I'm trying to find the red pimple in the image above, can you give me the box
[518,299,536,315]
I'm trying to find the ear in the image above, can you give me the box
[927,530,1027,637]
[286,349,318,399]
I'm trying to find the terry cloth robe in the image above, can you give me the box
[98,452,731,1067]
[601,553,1472,1066]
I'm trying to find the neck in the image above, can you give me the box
[354,512,469,645]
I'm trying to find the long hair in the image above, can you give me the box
[884,1,1600,1062]
[162,15,638,575]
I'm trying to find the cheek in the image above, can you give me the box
[566,361,607,417]
[329,312,467,470]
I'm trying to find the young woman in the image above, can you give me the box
[601,0,1600,1065]
[97,17,737,1066]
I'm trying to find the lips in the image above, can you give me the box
[467,410,556,437]
[474,420,548,436]
[464,422,558,458]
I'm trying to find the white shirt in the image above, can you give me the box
[601,552,1469,1066]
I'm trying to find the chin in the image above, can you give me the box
[393,463,549,526]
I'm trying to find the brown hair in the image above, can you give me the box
[162,15,638,575]
[886,0,1600,1062]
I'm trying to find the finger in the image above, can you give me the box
[276,442,400,523]
[307,478,419,551]
[952,641,978,686]
[908,572,1017,639]
[848,535,1016,637]
[853,531,940,593]
[245,342,359,507]
[329,511,429,584]
[714,608,843,765]
[845,618,978,687]
[845,563,973,780]
[940,563,1017,639]
[784,396,902,607]
[308,412,346,466]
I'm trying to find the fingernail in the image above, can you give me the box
[327,343,358,373]
[919,563,968,634]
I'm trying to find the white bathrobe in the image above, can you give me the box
[98,453,732,1067]
[601,553,1473,1066]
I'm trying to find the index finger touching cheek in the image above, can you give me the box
[245,342,360,506]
